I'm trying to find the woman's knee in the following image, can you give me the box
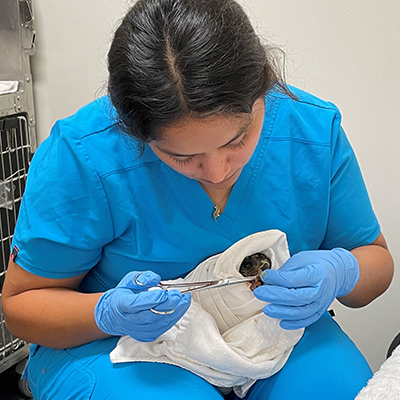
[245,313,372,400]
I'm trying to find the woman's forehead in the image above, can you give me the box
[152,98,265,156]
[154,114,252,156]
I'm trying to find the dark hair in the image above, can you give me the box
[108,0,293,142]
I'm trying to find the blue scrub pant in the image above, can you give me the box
[27,312,372,399]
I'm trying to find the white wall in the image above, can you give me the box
[31,0,399,372]
[31,0,128,140]
[242,0,400,373]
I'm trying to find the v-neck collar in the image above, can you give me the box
[177,158,252,224]
[160,97,279,235]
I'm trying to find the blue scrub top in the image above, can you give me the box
[12,87,380,293]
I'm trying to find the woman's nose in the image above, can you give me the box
[200,153,230,183]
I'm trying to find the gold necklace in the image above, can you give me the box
[202,185,233,222]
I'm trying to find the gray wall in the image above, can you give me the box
[31,0,399,372]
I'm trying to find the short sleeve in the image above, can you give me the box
[11,119,114,278]
[320,114,380,250]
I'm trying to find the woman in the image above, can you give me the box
[2,0,393,398]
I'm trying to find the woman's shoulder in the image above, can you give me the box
[43,96,159,177]
[269,85,340,112]
[265,86,342,144]
[62,95,118,137]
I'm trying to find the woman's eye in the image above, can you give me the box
[172,156,193,166]
[227,132,248,149]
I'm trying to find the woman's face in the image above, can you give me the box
[149,98,265,191]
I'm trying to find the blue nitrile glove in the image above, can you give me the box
[253,248,359,330]
[95,271,191,342]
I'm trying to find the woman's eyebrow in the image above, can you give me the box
[156,120,252,157]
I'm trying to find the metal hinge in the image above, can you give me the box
[19,0,36,56]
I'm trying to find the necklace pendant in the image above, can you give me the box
[213,205,221,222]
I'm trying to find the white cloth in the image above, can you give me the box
[0,81,18,95]
[110,230,304,398]
[355,346,400,400]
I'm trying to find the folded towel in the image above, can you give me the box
[355,346,400,400]
[110,230,304,398]
[0,81,18,95]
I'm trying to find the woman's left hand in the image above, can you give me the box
[253,248,359,330]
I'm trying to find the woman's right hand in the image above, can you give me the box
[94,271,191,342]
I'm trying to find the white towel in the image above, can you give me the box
[110,230,304,398]
[0,81,18,95]
[355,346,400,400]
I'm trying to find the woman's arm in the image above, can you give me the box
[2,258,109,349]
[340,232,394,307]
[2,258,191,349]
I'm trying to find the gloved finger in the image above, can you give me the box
[171,292,191,320]
[279,312,323,330]
[276,252,321,272]
[133,293,192,341]
[118,287,169,312]
[134,291,191,324]
[132,310,189,342]
[119,270,161,290]
[260,267,322,288]
[263,301,321,321]
[151,290,191,313]
[152,301,191,331]
[253,284,318,306]
[128,320,175,342]
[133,332,162,342]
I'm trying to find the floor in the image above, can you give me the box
[0,367,30,400]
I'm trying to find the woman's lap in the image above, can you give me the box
[27,337,224,400]
[27,312,372,400]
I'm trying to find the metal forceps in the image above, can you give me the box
[157,276,256,294]
[134,273,256,315]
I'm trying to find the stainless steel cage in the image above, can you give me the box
[0,114,32,373]
[0,0,36,374]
